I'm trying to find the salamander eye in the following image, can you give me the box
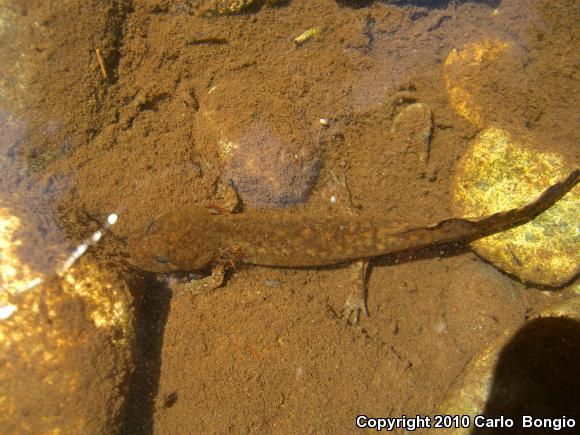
[153,255,170,264]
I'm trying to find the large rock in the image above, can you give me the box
[0,205,135,434]
[453,127,579,287]
[195,78,321,208]
[436,297,580,435]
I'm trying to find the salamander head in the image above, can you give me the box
[127,207,219,273]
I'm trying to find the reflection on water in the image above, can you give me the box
[0,109,121,301]
[0,110,67,294]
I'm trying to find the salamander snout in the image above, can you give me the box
[127,208,219,272]
[127,220,181,272]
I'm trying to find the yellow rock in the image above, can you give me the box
[0,205,135,433]
[0,0,11,35]
[453,127,579,287]
[197,0,285,17]
[198,0,257,16]
[443,39,510,127]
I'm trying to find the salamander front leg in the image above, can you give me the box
[341,260,370,325]
[167,264,226,296]
[168,179,239,297]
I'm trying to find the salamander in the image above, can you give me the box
[128,170,579,274]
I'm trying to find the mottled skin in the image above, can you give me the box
[129,170,579,273]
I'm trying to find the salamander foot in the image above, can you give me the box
[320,175,371,326]
[341,292,369,325]
[339,260,370,325]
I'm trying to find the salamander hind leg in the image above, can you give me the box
[321,172,371,325]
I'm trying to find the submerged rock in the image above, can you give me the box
[453,127,579,287]
[0,205,135,433]
[443,38,530,129]
[195,79,321,208]
[196,0,286,16]
[437,298,580,435]
[223,122,321,208]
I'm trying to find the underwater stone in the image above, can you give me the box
[197,0,284,16]
[223,122,321,208]
[0,205,135,433]
[453,127,579,287]
[444,39,509,127]
[198,0,257,16]
[195,80,321,209]
[443,38,530,129]
[437,298,580,435]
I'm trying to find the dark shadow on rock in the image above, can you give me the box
[121,274,172,434]
[473,316,580,434]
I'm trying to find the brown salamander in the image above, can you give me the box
[128,170,579,274]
